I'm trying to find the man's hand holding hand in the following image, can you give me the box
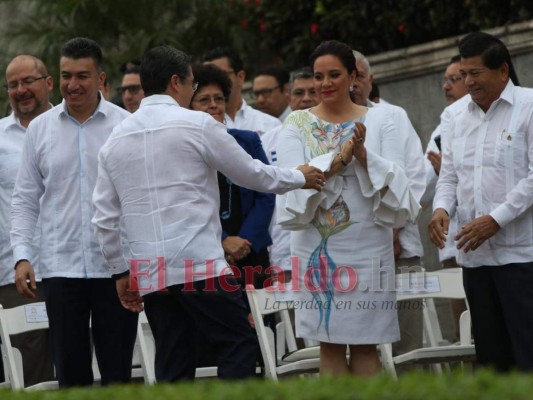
[297,164,325,191]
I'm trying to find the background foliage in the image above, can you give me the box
[1,0,533,106]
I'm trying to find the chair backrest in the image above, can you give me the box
[397,268,467,349]
[379,267,473,378]
[134,310,218,381]
[396,268,466,301]
[250,287,293,315]
[0,303,49,389]
[246,285,281,380]
[136,311,156,384]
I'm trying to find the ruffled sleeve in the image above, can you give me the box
[276,109,420,230]
[353,147,420,228]
[277,152,342,230]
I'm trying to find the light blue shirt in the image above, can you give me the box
[11,98,129,278]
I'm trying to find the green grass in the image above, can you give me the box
[3,371,533,400]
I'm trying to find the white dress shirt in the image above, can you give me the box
[225,99,281,135]
[91,95,305,295]
[261,125,292,271]
[278,106,292,123]
[435,81,533,267]
[11,98,129,278]
[421,123,458,262]
[0,114,40,285]
[373,101,426,259]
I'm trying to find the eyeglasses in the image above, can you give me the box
[117,85,143,95]
[443,75,463,86]
[4,75,48,91]
[192,95,226,106]
[253,85,281,98]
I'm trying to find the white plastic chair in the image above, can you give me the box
[0,303,58,390]
[245,284,320,380]
[135,310,218,382]
[380,268,476,378]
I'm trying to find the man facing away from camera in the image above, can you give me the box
[91,45,325,382]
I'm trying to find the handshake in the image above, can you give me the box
[297,164,326,191]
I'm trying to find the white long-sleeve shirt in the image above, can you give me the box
[261,125,292,271]
[11,98,129,278]
[0,114,40,285]
[421,123,458,262]
[225,99,280,135]
[373,101,425,259]
[434,81,533,267]
[91,95,305,294]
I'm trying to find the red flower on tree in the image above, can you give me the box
[397,23,406,33]
[259,21,268,32]
[310,23,319,36]
[241,19,249,29]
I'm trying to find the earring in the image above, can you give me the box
[349,85,354,92]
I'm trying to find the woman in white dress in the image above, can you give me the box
[277,40,419,376]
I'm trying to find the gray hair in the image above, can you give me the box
[352,50,372,75]
[288,67,313,91]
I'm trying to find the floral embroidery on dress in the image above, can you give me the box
[284,110,365,158]
[286,110,367,337]
[307,196,353,338]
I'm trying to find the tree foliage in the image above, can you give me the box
[1,0,533,104]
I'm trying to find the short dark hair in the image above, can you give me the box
[450,54,461,64]
[124,66,141,76]
[202,46,244,73]
[458,32,519,85]
[254,65,290,87]
[309,40,355,75]
[61,37,103,69]
[140,46,191,96]
[191,64,232,101]
[119,59,141,74]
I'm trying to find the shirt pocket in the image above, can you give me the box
[451,137,467,170]
[494,131,527,169]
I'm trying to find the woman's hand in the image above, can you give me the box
[339,134,354,165]
[351,121,367,169]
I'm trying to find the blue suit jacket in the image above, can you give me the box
[221,129,275,252]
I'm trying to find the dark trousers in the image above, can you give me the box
[463,262,533,372]
[196,249,270,368]
[42,278,138,387]
[0,283,54,386]
[143,276,257,382]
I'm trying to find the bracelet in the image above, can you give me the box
[337,152,348,167]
